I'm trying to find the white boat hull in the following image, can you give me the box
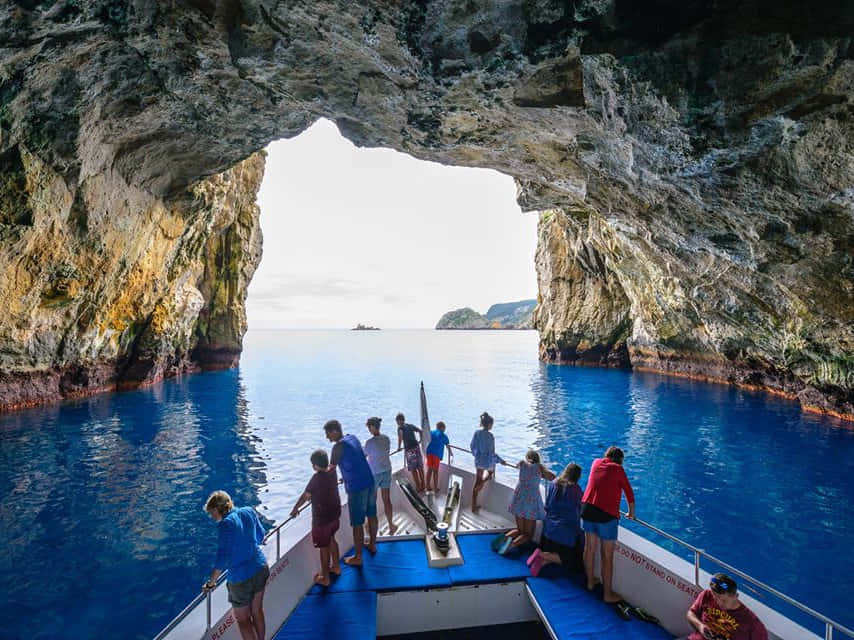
[160,457,820,640]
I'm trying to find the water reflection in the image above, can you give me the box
[0,369,267,640]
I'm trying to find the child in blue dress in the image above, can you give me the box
[505,449,555,550]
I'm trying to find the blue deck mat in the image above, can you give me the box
[273,590,377,639]
[447,533,534,585]
[307,538,452,594]
[527,576,674,639]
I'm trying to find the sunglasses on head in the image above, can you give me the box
[710,577,733,593]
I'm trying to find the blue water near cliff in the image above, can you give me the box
[1,329,852,639]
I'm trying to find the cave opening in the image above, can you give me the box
[246,118,538,330]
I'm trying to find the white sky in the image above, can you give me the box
[246,119,538,329]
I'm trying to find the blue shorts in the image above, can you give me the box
[582,517,619,541]
[347,485,377,526]
[374,470,391,490]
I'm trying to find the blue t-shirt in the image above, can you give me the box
[543,481,583,547]
[426,430,449,459]
[214,506,268,582]
[333,434,374,493]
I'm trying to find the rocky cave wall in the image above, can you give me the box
[0,0,852,418]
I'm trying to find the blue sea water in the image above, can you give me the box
[1,329,852,639]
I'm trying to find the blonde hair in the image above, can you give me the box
[204,490,233,516]
[525,449,540,464]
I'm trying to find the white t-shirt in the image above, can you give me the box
[364,434,392,474]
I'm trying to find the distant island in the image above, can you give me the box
[435,299,536,330]
[351,323,381,331]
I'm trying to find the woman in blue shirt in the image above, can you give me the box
[204,491,269,640]
[527,463,584,576]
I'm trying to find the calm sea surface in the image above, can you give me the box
[1,329,852,639]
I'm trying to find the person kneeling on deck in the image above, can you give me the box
[291,449,341,586]
[203,491,270,640]
[527,462,584,576]
[580,446,635,604]
[680,573,768,640]
[504,449,555,551]
[325,419,378,564]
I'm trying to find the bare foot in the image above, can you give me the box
[388,523,399,536]
[365,542,377,554]
[586,578,602,591]
[472,506,480,514]
[329,565,341,576]
[344,556,362,567]
[604,591,624,604]
[313,573,330,587]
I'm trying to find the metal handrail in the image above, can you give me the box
[447,443,519,469]
[155,447,406,639]
[620,514,854,639]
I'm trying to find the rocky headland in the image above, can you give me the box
[0,1,852,419]
[436,299,536,329]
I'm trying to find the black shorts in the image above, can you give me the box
[227,565,270,608]
[541,534,584,572]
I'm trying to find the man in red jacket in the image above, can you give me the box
[580,446,635,603]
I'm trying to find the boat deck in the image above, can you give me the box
[273,533,673,639]
[377,502,510,538]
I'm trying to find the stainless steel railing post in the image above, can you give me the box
[827,623,834,640]
[205,590,211,631]
[276,528,280,561]
[694,549,701,586]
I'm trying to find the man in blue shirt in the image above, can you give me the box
[326,419,377,564]
[425,421,453,493]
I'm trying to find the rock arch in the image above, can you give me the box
[0,0,851,418]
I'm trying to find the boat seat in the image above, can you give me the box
[272,590,376,639]
[447,532,535,585]
[526,575,674,639]
[307,538,453,594]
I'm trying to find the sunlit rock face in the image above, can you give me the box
[0,1,852,417]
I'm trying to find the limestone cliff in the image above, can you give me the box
[0,1,852,418]
[0,149,263,410]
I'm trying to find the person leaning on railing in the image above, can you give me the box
[580,446,635,605]
[203,490,270,640]
[679,573,768,640]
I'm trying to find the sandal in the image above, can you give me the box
[630,606,660,624]
[615,601,632,621]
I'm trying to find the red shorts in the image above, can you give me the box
[311,518,340,548]
[426,453,441,470]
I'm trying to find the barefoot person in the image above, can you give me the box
[325,419,377,564]
[290,449,341,586]
[425,420,452,493]
[396,412,425,493]
[505,450,555,550]
[470,412,503,513]
[680,574,768,640]
[203,491,269,640]
[581,446,635,603]
[527,462,584,576]
[364,417,397,535]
